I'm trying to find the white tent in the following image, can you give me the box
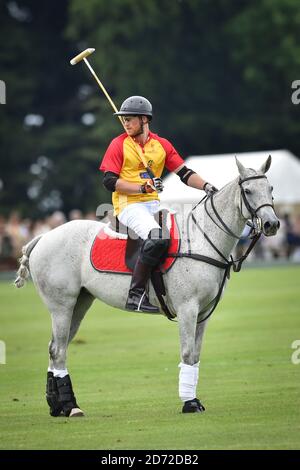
[160,149,300,207]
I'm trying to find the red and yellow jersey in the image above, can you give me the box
[99,131,184,215]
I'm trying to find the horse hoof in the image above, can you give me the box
[69,407,84,417]
[49,407,63,417]
[182,398,205,413]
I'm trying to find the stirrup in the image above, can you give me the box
[125,289,159,313]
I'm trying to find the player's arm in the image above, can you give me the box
[174,164,218,195]
[103,172,152,194]
[174,164,206,190]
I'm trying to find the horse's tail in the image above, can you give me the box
[14,235,43,288]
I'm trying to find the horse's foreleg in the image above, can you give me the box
[194,319,208,364]
[177,304,206,413]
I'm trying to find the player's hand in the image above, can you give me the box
[141,178,164,194]
[203,182,218,197]
[152,177,164,192]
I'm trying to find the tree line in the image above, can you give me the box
[0,0,299,217]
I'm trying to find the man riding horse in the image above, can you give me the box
[100,96,218,313]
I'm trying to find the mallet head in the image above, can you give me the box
[70,48,95,65]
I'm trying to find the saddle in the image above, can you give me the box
[90,209,180,319]
[106,209,171,270]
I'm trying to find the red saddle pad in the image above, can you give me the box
[90,213,180,274]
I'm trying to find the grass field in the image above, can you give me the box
[0,266,299,450]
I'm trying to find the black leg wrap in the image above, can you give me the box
[182,398,205,413]
[56,375,79,417]
[46,372,63,417]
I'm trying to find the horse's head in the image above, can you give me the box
[235,155,280,237]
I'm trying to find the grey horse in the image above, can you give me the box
[15,157,279,417]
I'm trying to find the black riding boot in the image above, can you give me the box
[125,257,159,313]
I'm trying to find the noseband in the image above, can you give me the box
[239,175,274,222]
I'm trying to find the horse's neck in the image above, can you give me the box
[189,179,246,260]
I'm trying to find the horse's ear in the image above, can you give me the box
[235,157,247,178]
[260,155,272,174]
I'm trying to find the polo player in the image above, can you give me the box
[100,96,217,312]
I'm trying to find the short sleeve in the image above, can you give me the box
[99,135,125,174]
[157,137,184,172]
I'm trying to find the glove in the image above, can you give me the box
[203,182,218,197]
[152,177,164,193]
[141,178,164,194]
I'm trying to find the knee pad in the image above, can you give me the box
[140,228,169,266]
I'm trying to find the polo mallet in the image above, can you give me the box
[70,48,156,182]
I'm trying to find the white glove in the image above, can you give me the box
[152,177,164,193]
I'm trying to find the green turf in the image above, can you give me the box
[0,266,299,450]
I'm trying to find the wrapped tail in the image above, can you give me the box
[14,235,43,288]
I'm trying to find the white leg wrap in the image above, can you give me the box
[178,362,200,402]
[53,368,68,378]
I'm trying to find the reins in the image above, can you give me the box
[168,174,275,323]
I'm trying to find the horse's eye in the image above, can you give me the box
[244,188,251,195]
[270,186,273,192]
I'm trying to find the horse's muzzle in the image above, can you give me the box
[263,219,280,236]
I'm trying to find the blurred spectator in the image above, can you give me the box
[262,221,285,259]
[6,211,28,258]
[235,223,252,260]
[32,219,51,237]
[0,215,16,269]
[287,214,300,261]
[85,211,98,221]
[48,211,67,229]
[69,209,83,220]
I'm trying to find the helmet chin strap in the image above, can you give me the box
[132,116,146,137]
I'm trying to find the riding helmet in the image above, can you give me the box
[114,96,152,120]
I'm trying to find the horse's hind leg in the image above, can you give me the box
[68,288,94,344]
[46,289,94,418]
[45,296,83,417]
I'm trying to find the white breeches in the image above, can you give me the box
[118,201,161,240]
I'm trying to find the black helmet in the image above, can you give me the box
[114,96,152,119]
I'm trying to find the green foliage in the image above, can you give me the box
[1,0,300,216]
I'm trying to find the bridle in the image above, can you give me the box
[239,175,274,230]
[168,174,276,323]
[206,175,274,241]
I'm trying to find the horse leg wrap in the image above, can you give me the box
[56,374,79,417]
[178,362,199,402]
[46,371,63,417]
[179,362,205,413]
